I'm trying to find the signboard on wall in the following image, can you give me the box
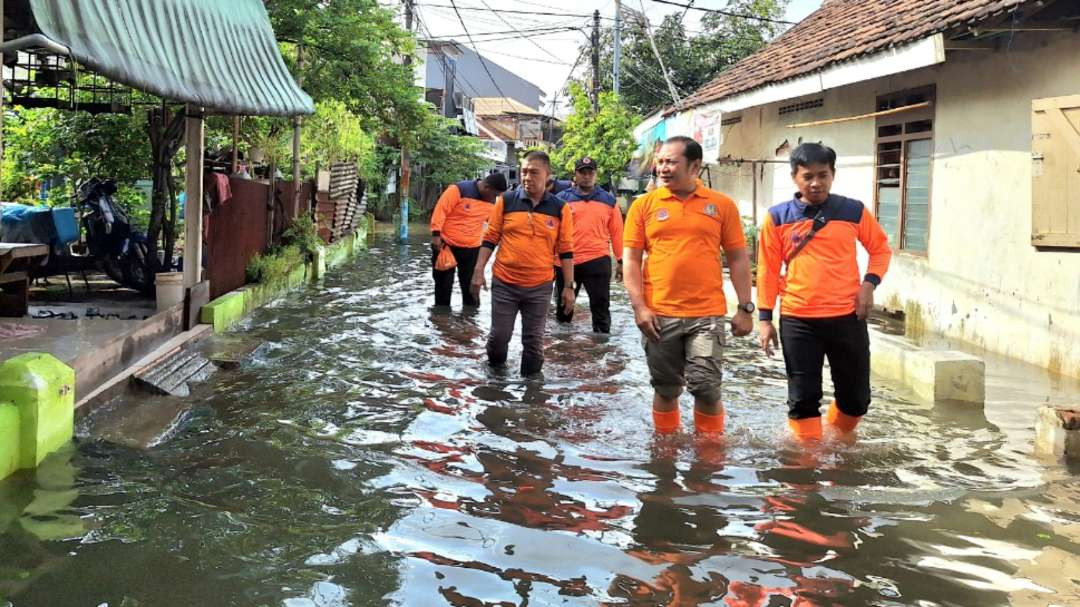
[692,109,723,164]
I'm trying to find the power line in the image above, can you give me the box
[649,0,794,25]
[421,3,617,20]
[448,0,509,99]
[476,0,566,63]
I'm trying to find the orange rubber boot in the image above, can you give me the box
[653,408,681,434]
[826,401,861,434]
[694,409,725,434]
[788,416,823,440]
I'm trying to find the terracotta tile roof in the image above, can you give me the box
[678,0,1030,111]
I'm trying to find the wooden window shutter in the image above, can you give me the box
[1032,95,1080,248]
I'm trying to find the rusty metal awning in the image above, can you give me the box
[4,0,314,116]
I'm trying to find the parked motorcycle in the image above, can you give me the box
[0,179,156,293]
[76,179,154,293]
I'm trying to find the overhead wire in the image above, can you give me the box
[448,0,509,99]
[649,0,794,25]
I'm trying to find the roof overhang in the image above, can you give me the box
[2,0,314,116]
[677,34,946,116]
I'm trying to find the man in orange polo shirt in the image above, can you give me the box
[758,143,891,439]
[430,173,508,307]
[554,156,624,333]
[471,150,575,376]
[624,136,754,435]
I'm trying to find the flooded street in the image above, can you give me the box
[2,232,1079,606]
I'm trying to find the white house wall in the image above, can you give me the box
[706,31,1080,378]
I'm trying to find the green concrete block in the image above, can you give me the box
[0,403,20,481]
[0,353,75,471]
[201,291,246,333]
[312,246,327,280]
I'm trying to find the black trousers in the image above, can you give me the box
[554,256,612,333]
[780,314,871,420]
[432,245,480,307]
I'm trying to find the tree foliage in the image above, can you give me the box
[2,106,151,223]
[551,82,638,187]
[264,0,428,140]
[590,0,789,114]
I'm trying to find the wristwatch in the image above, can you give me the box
[737,302,756,314]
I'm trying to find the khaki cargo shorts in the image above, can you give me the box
[643,316,726,402]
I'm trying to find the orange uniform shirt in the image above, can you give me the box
[555,187,624,265]
[623,184,746,317]
[757,194,892,320]
[430,180,494,248]
[483,188,574,288]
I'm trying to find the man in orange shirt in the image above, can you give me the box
[757,143,892,439]
[430,173,508,307]
[554,157,624,333]
[624,136,754,435]
[471,150,575,376]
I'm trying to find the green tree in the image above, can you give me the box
[551,82,638,188]
[264,0,428,140]
[590,0,789,114]
[301,100,376,172]
[2,106,150,218]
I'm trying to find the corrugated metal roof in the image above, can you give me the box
[473,97,543,117]
[28,0,314,116]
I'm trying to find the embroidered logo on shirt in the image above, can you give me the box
[464,203,471,210]
[546,217,556,229]
[657,209,670,221]
[704,203,717,217]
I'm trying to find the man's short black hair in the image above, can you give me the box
[523,149,551,168]
[664,136,703,164]
[790,142,837,173]
[483,172,508,192]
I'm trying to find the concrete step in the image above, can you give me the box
[77,394,195,449]
[194,334,264,369]
[134,348,218,397]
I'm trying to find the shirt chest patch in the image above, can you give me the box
[656,208,670,222]
[704,203,717,217]
[546,217,556,229]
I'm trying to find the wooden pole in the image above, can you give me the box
[785,101,932,129]
[0,0,5,201]
[183,104,205,288]
[231,115,240,174]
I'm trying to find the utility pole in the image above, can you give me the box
[591,9,601,111]
[399,0,414,244]
[613,0,622,96]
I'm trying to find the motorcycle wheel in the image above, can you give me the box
[122,242,155,295]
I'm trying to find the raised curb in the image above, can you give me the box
[870,329,985,403]
[200,222,369,334]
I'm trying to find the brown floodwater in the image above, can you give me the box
[1,231,1079,606]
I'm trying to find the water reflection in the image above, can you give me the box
[0,233,1078,606]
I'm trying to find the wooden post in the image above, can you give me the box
[183,104,204,288]
[0,0,5,201]
[231,115,240,174]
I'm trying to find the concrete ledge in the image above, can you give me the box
[0,353,75,480]
[0,403,20,480]
[200,228,368,334]
[871,329,985,403]
[1035,406,1080,460]
[201,291,246,333]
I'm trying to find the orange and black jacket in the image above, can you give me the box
[483,188,574,288]
[757,194,892,320]
[430,180,493,248]
[555,187,624,265]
